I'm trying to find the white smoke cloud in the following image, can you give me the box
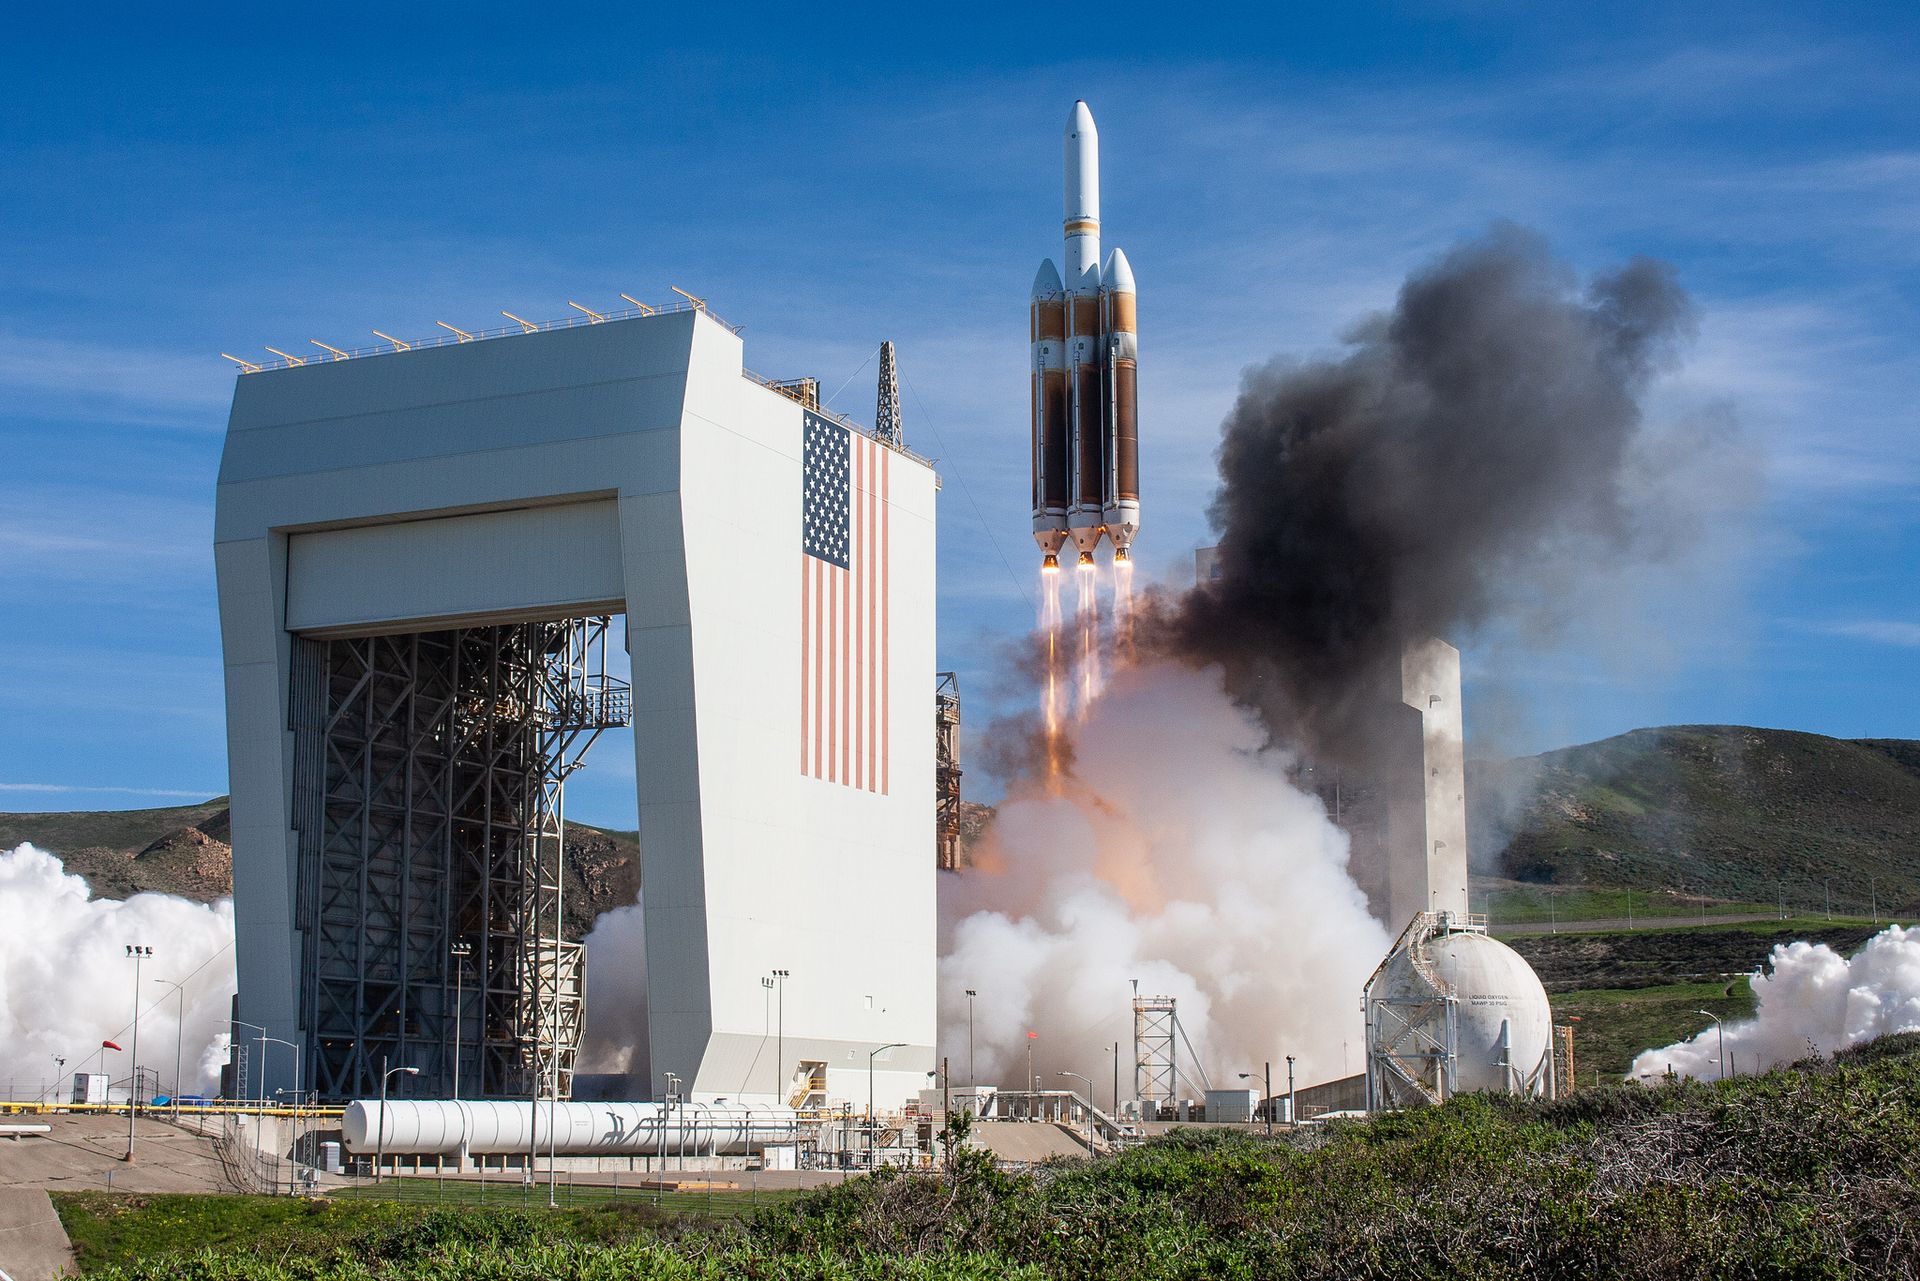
[577,895,651,1088]
[1632,924,1920,1081]
[0,844,237,1100]
[939,661,1390,1098]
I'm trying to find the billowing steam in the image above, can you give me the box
[1153,222,1720,764]
[0,844,237,1100]
[1633,926,1920,1081]
[940,662,1388,1093]
[578,896,651,1086]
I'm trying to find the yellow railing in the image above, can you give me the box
[0,1101,344,1119]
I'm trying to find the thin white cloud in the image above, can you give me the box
[1815,620,1920,647]
[0,331,230,428]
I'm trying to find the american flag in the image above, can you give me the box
[801,411,889,792]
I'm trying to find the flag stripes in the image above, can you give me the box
[801,413,889,792]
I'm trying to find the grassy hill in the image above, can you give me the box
[0,799,640,940]
[59,1034,1920,1278]
[1471,725,1920,913]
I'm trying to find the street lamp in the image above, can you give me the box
[1286,1055,1296,1127]
[230,1019,271,1110]
[261,1036,302,1193]
[153,978,187,1114]
[771,970,789,1103]
[1694,1011,1727,1082]
[963,989,977,1087]
[1237,1061,1273,1136]
[1058,1072,1094,1149]
[123,944,152,1163]
[374,1057,419,1183]
[449,941,473,1101]
[868,1043,906,1168]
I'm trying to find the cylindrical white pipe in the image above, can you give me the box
[341,1100,800,1156]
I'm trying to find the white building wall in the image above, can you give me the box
[214,309,936,1109]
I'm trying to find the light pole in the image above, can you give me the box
[49,1055,65,1106]
[963,989,977,1087]
[1238,1062,1273,1136]
[123,944,151,1163]
[868,1043,906,1168]
[374,1057,419,1183]
[262,1037,300,1193]
[1694,1011,1726,1081]
[1286,1056,1296,1127]
[1058,1072,1094,1149]
[449,940,472,1101]
[231,1019,271,1110]
[153,978,187,1114]
[772,969,789,1103]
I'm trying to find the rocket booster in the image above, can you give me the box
[1031,100,1138,568]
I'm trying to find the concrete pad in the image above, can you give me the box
[0,1188,75,1281]
[0,1115,239,1194]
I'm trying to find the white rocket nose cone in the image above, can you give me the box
[1031,258,1064,299]
[1102,247,1135,294]
[1063,101,1100,227]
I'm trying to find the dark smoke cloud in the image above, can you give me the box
[1145,223,1709,763]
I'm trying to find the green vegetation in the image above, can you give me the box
[1481,884,1783,925]
[64,1036,1920,1278]
[327,1175,799,1218]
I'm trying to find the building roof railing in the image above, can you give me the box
[224,294,732,375]
[223,295,934,467]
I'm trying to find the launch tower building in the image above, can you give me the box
[214,302,938,1111]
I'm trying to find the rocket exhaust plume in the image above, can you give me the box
[950,223,1751,1091]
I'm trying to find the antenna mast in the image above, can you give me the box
[875,341,903,447]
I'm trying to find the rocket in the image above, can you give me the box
[1031,101,1139,569]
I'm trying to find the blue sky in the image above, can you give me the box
[2,3,1916,825]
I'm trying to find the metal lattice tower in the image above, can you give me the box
[935,672,962,870]
[1133,992,1178,1115]
[875,341,903,448]
[287,615,629,1103]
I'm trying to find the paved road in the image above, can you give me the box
[1492,912,1793,936]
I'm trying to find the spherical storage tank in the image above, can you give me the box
[1365,916,1555,1108]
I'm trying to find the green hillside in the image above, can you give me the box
[1472,725,1920,913]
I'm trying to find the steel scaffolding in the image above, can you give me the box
[1133,993,1177,1115]
[935,672,962,871]
[288,617,629,1104]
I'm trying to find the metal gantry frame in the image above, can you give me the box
[935,672,962,871]
[875,341,903,448]
[288,617,629,1104]
[1132,993,1177,1116]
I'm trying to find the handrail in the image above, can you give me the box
[230,297,732,375]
